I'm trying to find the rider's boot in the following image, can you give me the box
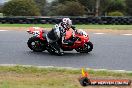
[51,42,64,55]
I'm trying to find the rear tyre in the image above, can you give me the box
[27,37,45,52]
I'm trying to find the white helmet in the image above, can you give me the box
[62,18,72,27]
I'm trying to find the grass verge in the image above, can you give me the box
[0,65,131,88]
[0,24,132,30]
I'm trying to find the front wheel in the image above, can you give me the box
[76,41,93,53]
[85,41,93,53]
[27,37,46,52]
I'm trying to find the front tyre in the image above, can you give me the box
[27,37,45,52]
[85,41,93,53]
[76,41,93,53]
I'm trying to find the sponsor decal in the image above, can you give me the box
[78,68,131,86]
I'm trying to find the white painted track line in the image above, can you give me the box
[0,30,8,31]
[93,32,132,36]
[93,33,105,35]
[122,34,132,36]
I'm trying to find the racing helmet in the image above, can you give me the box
[62,18,72,28]
[60,22,67,30]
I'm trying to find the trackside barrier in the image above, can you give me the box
[0,16,131,25]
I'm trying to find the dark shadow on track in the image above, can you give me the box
[26,51,93,57]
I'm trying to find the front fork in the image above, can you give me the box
[82,39,89,48]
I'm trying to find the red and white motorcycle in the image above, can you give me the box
[27,26,93,55]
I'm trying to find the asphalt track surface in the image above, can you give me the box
[0,30,132,71]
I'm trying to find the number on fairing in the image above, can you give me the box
[33,31,40,36]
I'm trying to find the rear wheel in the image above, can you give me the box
[27,37,46,52]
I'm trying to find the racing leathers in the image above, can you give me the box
[46,24,65,55]
[46,22,77,54]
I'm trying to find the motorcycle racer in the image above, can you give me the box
[46,24,64,55]
[60,18,77,46]
[46,18,77,55]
